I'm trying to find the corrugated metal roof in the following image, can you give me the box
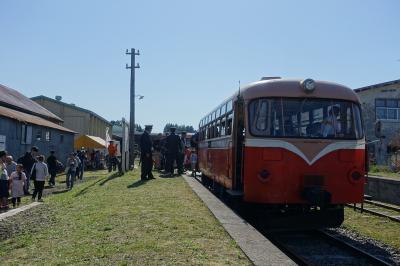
[31,95,111,125]
[354,79,400,93]
[0,84,63,122]
[0,105,75,133]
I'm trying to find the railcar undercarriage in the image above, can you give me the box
[201,173,344,230]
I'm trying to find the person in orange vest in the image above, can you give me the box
[107,141,118,172]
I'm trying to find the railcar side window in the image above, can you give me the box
[220,119,226,136]
[227,100,233,112]
[220,105,226,116]
[249,98,364,139]
[216,108,221,118]
[215,121,220,137]
[226,113,233,135]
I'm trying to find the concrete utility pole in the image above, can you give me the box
[126,48,140,168]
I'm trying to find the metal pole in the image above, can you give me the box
[126,48,140,168]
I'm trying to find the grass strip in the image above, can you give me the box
[343,207,400,249]
[0,170,250,265]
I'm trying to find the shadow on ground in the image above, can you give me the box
[127,179,149,189]
[74,178,107,197]
[52,189,70,195]
[98,172,123,186]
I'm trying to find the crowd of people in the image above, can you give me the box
[0,129,197,208]
[0,146,89,210]
[140,126,198,180]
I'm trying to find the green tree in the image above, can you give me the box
[135,124,143,132]
[111,120,143,132]
[163,123,195,133]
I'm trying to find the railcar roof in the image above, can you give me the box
[199,78,360,125]
[240,79,360,103]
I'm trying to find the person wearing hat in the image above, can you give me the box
[159,133,169,171]
[177,131,187,175]
[164,127,180,176]
[140,125,154,180]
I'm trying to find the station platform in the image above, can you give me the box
[368,174,400,181]
[366,175,400,205]
[183,175,295,266]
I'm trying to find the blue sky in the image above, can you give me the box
[0,0,399,132]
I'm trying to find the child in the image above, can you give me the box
[190,151,198,177]
[10,164,26,208]
[0,159,9,209]
[66,153,78,190]
[31,155,48,202]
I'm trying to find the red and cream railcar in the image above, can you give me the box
[198,78,365,227]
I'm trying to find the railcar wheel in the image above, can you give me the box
[201,173,210,187]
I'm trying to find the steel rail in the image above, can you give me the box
[346,204,400,223]
[316,230,393,266]
[364,200,400,212]
[265,230,393,266]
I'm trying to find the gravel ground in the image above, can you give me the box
[326,227,400,265]
[0,173,105,242]
[0,204,56,241]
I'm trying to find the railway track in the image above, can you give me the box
[346,200,400,223]
[189,173,397,265]
[264,229,394,266]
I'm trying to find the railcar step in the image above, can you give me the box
[364,194,373,200]
[226,189,244,197]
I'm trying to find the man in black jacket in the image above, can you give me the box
[140,125,154,180]
[17,146,38,195]
[177,132,186,175]
[47,150,57,186]
[165,127,180,176]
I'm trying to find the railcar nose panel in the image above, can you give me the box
[243,139,365,204]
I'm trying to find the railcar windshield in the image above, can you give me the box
[249,97,364,139]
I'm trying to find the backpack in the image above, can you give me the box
[56,160,64,173]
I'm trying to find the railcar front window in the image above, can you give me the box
[249,98,364,139]
[249,98,283,136]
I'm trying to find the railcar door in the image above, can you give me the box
[232,96,245,191]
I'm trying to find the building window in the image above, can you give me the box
[60,134,64,143]
[45,131,51,141]
[21,124,32,144]
[36,130,42,141]
[376,108,387,119]
[375,99,400,120]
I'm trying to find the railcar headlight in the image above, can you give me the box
[348,169,363,184]
[351,171,362,181]
[301,79,316,93]
[257,169,270,183]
